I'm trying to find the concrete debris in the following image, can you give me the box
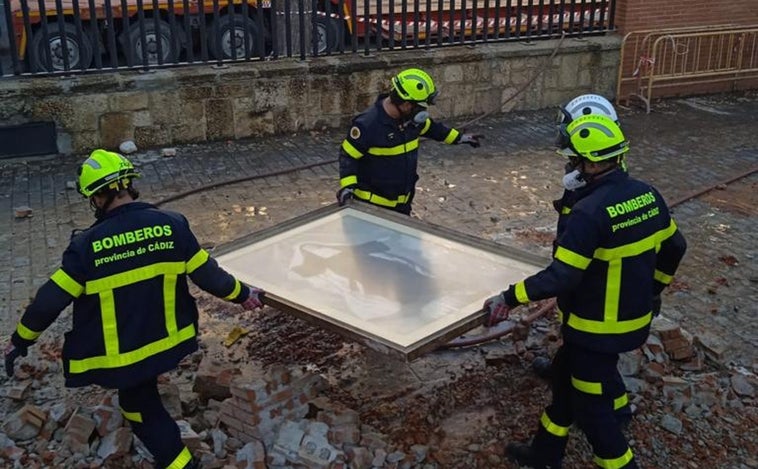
[161,147,178,157]
[119,140,138,154]
[730,374,756,397]
[13,206,32,218]
[0,313,755,469]
[2,405,46,441]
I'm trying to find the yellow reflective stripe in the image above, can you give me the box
[514,281,529,304]
[540,411,569,437]
[167,447,193,469]
[614,393,629,410]
[594,234,656,261]
[566,312,652,334]
[572,376,603,395]
[604,259,622,322]
[658,219,678,242]
[654,269,673,285]
[593,447,634,469]
[341,140,363,158]
[368,139,419,156]
[445,128,460,144]
[561,206,571,215]
[51,269,84,298]
[353,189,410,208]
[340,175,358,188]
[594,220,678,262]
[100,290,119,356]
[68,324,195,374]
[223,279,242,301]
[16,322,42,341]
[186,249,209,274]
[555,246,592,270]
[86,262,186,294]
[419,119,432,135]
[165,274,178,335]
[119,407,143,423]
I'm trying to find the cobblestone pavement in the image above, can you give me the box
[1,91,756,368]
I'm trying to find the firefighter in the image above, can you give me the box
[337,67,482,215]
[535,94,635,429]
[4,149,265,469]
[483,115,687,468]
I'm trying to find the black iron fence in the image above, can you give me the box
[0,0,616,76]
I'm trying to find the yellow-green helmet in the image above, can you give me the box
[391,68,438,105]
[77,149,140,197]
[557,115,629,162]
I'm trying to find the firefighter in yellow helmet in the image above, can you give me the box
[5,149,265,469]
[483,115,687,469]
[337,68,483,215]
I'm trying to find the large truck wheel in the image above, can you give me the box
[314,15,343,54]
[29,22,93,72]
[121,19,181,66]
[208,14,261,60]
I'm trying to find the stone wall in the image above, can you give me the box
[0,35,621,155]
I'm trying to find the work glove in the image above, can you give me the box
[336,186,355,206]
[483,292,511,327]
[241,286,265,311]
[458,133,483,148]
[652,294,662,317]
[4,342,28,378]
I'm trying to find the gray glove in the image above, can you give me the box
[337,186,355,206]
[241,286,265,311]
[458,133,483,148]
[483,292,511,327]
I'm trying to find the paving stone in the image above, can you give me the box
[0,93,756,372]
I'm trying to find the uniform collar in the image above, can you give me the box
[575,168,627,197]
[92,201,156,225]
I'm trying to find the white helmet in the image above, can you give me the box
[557,94,618,125]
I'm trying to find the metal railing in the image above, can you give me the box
[617,25,758,112]
[0,0,616,77]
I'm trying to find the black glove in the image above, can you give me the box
[483,292,511,327]
[336,186,355,206]
[652,294,662,317]
[4,343,28,378]
[458,133,483,148]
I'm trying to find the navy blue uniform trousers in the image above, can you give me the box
[532,343,638,468]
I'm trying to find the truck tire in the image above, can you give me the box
[208,14,261,60]
[29,22,93,72]
[314,15,342,54]
[121,19,181,66]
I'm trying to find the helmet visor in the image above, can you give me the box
[555,107,573,126]
[554,124,571,149]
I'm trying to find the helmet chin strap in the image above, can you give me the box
[91,192,117,220]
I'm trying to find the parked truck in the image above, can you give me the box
[5,0,609,73]
[6,0,348,71]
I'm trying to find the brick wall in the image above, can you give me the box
[614,0,758,35]
[614,0,758,105]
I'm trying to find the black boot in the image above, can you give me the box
[506,442,561,469]
[532,356,553,381]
